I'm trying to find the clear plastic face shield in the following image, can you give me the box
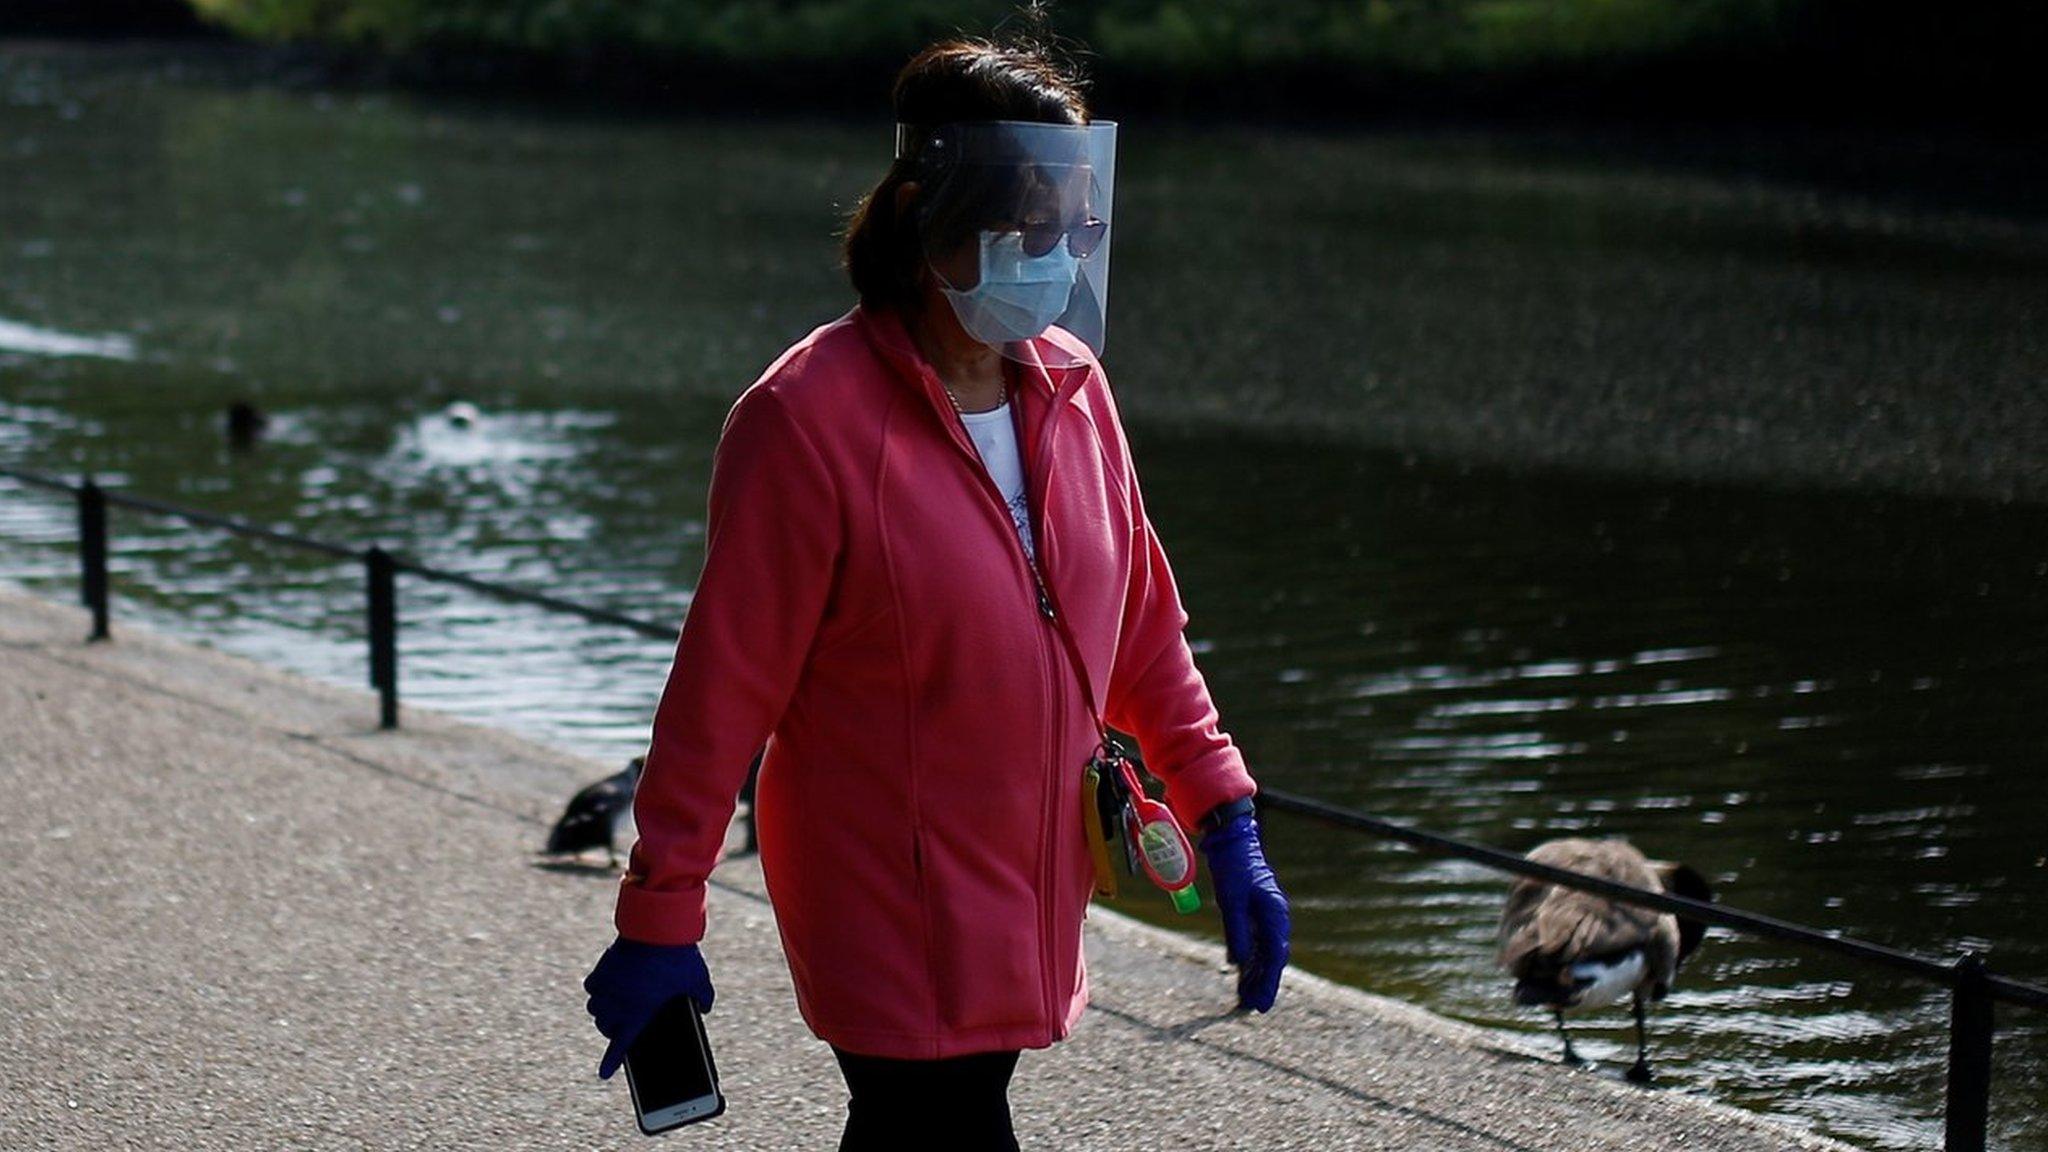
[896,119,1117,370]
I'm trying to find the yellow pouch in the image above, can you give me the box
[1081,762,1119,899]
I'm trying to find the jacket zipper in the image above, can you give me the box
[936,376,1067,1033]
[1017,392,1063,1036]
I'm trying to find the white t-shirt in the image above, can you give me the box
[958,399,1037,565]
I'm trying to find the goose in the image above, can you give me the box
[543,756,643,867]
[1496,836,1712,1083]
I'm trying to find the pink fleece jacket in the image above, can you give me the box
[614,302,1256,1058]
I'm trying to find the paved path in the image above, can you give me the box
[0,588,1853,1150]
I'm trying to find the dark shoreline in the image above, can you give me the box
[10,32,2046,227]
[10,29,2048,136]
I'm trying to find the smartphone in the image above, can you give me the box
[623,995,725,1134]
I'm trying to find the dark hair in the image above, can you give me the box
[841,35,1090,309]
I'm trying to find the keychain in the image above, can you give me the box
[1080,744,1122,899]
[1081,737,1200,915]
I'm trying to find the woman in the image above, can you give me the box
[583,36,1290,1149]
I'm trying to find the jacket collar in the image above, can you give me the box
[852,301,1089,418]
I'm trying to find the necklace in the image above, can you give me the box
[939,374,1012,416]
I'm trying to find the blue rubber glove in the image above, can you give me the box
[1199,809,1291,1013]
[582,937,715,1080]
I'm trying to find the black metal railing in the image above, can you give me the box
[1,462,2040,1151]
[1,465,678,728]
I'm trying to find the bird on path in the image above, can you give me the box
[1496,836,1712,1083]
[544,756,643,868]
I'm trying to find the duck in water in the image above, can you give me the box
[225,400,268,450]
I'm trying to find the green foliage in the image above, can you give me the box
[189,0,353,42]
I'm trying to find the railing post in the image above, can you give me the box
[77,477,109,641]
[365,546,398,730]
[1945,951,1994,1152]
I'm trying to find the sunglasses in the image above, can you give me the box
[1011,215,1108,259]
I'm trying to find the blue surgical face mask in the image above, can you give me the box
[940,230,1080,346]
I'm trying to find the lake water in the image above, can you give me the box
[2,43,2044,1150]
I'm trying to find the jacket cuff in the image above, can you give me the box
[1159,748,1256,835]
[1196,794,1261,838]
[613,880,708,946]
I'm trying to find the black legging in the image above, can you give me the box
[830,1045,1022,1151]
